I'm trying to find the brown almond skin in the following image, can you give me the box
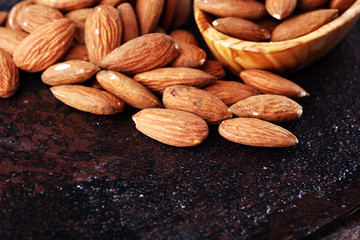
[170,40,207,68]
[132,108,209,147]
[159,0,177,31]
[203,80,260,106]
[329,0,356,14]
[133,67,216,94]
[117,3,139,43]
[297,0,329,9]
[0,11,7,26]
[240,69,309,98]
[99,33,180,74]
[212,17,271,42]
[163,85,232,124]
[271,9,339,42]
[265,0,297,20]
[13,18,76,73]
[96,70,162,109]
[219,118,298,147]
[6,1,33,31]
[85,5,122,65]
[50,85,125,115]
[136,0,165,35]
[62,45,89,61]
[0,27,28,56]
[229,94,303,122]
[171,0,192,29]
[41,60,100,86]
[195,0,266,20]
[35,0,100,12]
[0,49,20,98]
[200,60,226,79]
[170,29,199,46]
[65,8,94,23]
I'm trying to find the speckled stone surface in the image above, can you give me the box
[1,1,360,239]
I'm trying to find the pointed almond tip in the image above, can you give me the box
[299,91,309,97]
[212,20,218,26]
[294,136,299,145]
[272,14,281,20]
[297,108,303,118]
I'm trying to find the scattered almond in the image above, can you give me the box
[200,60,226,79]
[170,40,207,68]
[170,29,199,46]
[117,2,139,43]
[0,49,20,98]
[0,27,28,56]
[159,0,177,31]
[6,1,33,31]
[135,0,164,35]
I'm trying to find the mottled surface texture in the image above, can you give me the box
[1,1,360,239]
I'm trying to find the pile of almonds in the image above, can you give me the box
[195,0,355,42]
[1,0,312,148]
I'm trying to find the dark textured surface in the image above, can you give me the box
[1,1,360,239]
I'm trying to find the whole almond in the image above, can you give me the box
[99,33,180,74]
[99,0,126,7]
[13,18,76,72]
[200,60,226,79]
[240,69,309,98]
[133,67,216,94]
[85,5,122,65]
[117,3,139,43]
[229,94,303,122]
[0,11,7,25]
[329,0,356,14]
[171,0,192,29]
[6,1,33,31]
[62,44,89,61]
[50,85,125,115]
[132,108,209,147]
[0,49,20,98]
[194,0,266,20]
[265,0,297,20]
[203,80,260,106]
[163,85,232,124]
[170,40,207,68]
[0,27,28,56]
[219,117,298,147]
[41,60,100,86]
[159,0,177,31]
[297,0,329,9]
[212,17,270,42]
[271,9,339,42]
[35,0,100,12]
[65,8,94,23]
[170,29,199,46]
[96,70,162,109]
[136,0,165,35]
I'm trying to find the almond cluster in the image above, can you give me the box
[195,0,355,42]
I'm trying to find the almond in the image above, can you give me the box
[0,49,20,98]
[65,8,93,23]
[229,94,303,122]
[35,0,100,12]
[199,60,226,79]
[159,0,177,31]
[99,0,126,7]
[0,11,7,26]
[85,5,122,65]
[297,0,329,10]
[329,0,356,14]
[265,0,297,20]
[0,27,28,56]
[219,117,298,147]
[170,29,199,46]
[99,33,180,74]
[41,60,100,86]
[171,0,192,29]
[203,80,260,106]
[117,3,139,43]
[135,0,165,35]
[194,0,266,20]
[170,40,207,68]
[212,17,270,42]
[133,67,216,94]
[163,85,232,124]
[6,1,33,31]
[13,18,76,72]
[240,69,309,98]
[50,85,125,115]
[62,44,89,61]
[132,108,209,147]
[96,70,163,109]
[271,9,338,42]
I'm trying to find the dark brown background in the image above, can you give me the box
[1,1,360,239]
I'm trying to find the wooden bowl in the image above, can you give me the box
[194,1,360,75]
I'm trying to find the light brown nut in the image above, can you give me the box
[297,0,329,10]
[212,17,270,42]
[135,0,164,35]
[159,0,177,31]
[41,60,100,86]
[6,1,33,31]
[96,70,162,109]
[99,33,179,74]
[50,85,125,115]
[203,80,260,106]
[329,0,356,14]
[62,44,89,61]
[219,117,298,147]
[0,11,7,26]
[99,0,126,7]
[271,9,338,42]
[170,29,199,46]
[170,40,207,68]
[117,3,139,43]
[132,108,209,147]
[240,69,309,98]
[34,0,100,12]
[0,27,28,56]
[171,0,192,29]
[13,18,76,73]
[229,94,303,122]
[163,85,232,124]
[133,67,216,94]
[194,0,266,21]
[85,5,122,65]
[265,0,297,20]
[0,49,20,98]
[199,60,226,79]
[65,8,93,22]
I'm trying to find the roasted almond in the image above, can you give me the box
[132,108,209,147]
[117,2,139,43]
[96,70,162,109]
[99,33,180,74]
[0,27,28,56]
[329,0,356,14]
[35,0,100,12]
[219,117,298,147]
[163,85,232,124]
[0,49,20,98]
[240,69,309,98]
[203,80,260,106]
[6,1,33,31]
[170,29,199,46]
[13,18,76,72]
[199,60,226,79]
[297,0,329,9]
[135,0,164,35]
[170,40,207,68]
[50,85,125,115]
[229,94,303,122]
[265,0,297,20]
[85,5,122,65]
[133,67,216,94]
[62,44,89,61]
[41,60,100,86]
